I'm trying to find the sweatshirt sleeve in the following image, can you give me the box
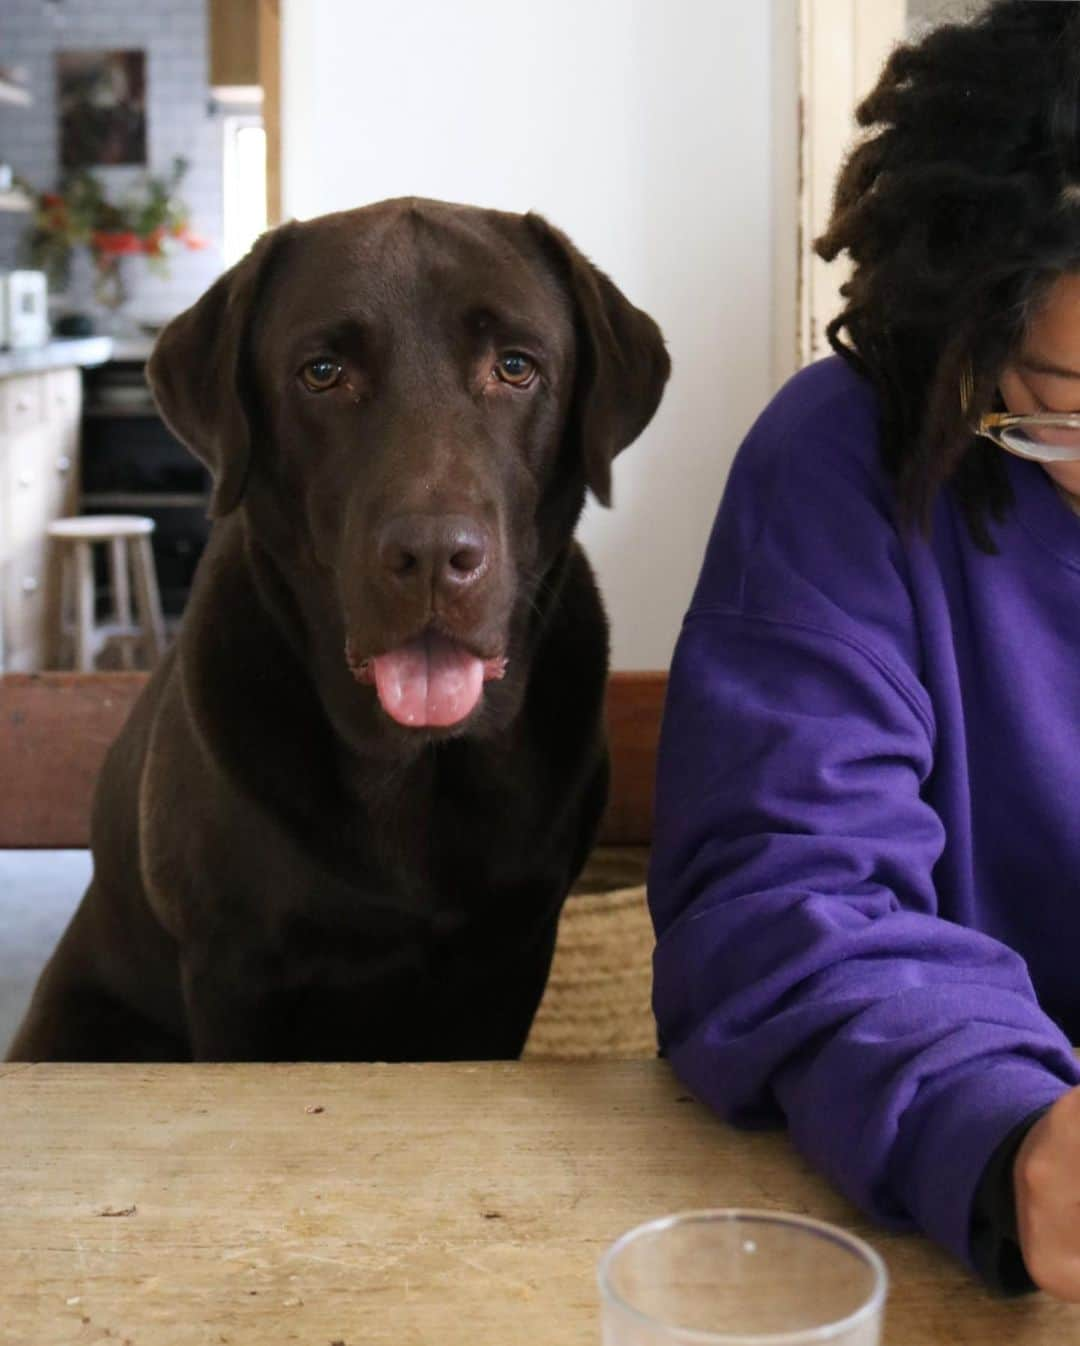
[648,367,1080,1272]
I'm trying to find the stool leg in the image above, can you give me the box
[109,536,134,670]
[74,540,95,673]
[55,548,72,669]
[132,536,166,666]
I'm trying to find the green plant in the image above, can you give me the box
[20,157,205,306]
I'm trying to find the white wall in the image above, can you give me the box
[282,0,788,669]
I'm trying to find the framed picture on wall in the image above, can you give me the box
[57,49,147,169]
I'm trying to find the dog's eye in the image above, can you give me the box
[494,352,536,387]
[300,358,343,392]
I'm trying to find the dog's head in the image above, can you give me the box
[148,198,669,747]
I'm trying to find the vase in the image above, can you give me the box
[93,254,130,312]
[94,253,142,338]
[57,247,140,338]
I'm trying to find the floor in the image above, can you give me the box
[0,850,89,1056]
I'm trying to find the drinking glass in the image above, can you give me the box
[598,1209,887,1345]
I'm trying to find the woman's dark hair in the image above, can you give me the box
[817,0,1080,548]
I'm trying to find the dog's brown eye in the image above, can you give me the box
[494,352,536,387]
[300,358,343,392]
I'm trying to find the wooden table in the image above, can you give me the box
[2,1061,1076,1345]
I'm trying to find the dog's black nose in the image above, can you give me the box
[378,513,489,595]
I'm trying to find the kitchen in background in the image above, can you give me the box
[0,0,267,672]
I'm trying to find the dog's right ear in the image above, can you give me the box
[146,224,293,518]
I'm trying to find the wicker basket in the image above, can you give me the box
[523,882,657,1061]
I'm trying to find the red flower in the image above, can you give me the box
[92,231,143,256]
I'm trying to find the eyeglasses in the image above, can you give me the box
[962,365,1080,463]
[973,410,1080,462]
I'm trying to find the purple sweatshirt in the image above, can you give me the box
[648,355,1080,1272]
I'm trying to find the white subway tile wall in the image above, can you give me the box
[0,0,224,322]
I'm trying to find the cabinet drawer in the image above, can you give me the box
[30,424,79,519]
[3,429,78,560]
[0,374,45,435]
[2,539,49,673]
[46,443,79,519]
[45,367,81,425]
[5,427,57,547]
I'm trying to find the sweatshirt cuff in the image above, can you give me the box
[969,1107,1050,1296]
[901,1060,1078,1273]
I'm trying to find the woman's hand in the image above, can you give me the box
[1015,1086,1080,1299]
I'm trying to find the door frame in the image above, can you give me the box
[795,0,907,368]
[259,0,282,226]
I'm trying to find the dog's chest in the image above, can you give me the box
[339,735,551,889]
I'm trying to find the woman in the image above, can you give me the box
[650,0,1080,1300]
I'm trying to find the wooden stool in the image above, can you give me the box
[48,516,166,672]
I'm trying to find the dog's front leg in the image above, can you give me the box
[179,950,285,1062]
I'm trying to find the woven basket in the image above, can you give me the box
[523,882,657,1061]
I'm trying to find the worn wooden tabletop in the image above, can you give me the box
[1,1060,1076,1345]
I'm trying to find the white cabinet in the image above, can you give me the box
[0,368,81,671]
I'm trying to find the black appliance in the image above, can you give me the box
[81,357,211,619]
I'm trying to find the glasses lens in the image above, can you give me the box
[1001,418,1080,462]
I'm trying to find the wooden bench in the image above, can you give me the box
[0,671,667,849]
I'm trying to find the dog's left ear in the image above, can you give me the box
[526,214,671,506]
[146,223,295,518]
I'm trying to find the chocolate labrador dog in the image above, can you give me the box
[8,198,669,1063]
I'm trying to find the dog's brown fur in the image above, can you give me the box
[8,198,669,1062]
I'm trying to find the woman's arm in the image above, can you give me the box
[649,605,1080,1275]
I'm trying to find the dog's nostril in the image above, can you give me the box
[449,543,485,576]
[381,539,418,576]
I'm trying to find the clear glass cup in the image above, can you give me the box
[598,1209,888,1345]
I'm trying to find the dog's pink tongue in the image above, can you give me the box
[372,632,484,728]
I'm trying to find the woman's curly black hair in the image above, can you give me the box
[817,0,1080,548]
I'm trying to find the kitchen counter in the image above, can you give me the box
[0,336,113,379]
[106,335,157,362]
